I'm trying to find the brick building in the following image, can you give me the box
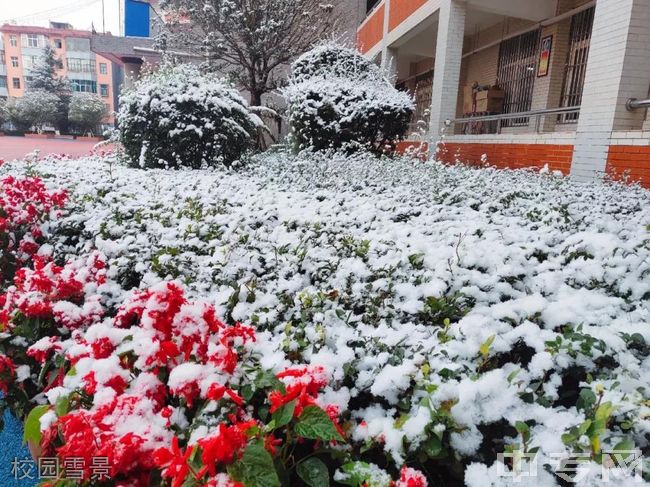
[0,23,117,125]
[357,0,650,187]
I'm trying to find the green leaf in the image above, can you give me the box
[271,400,296,430]
[613,436,635,452]
[228,441,280,487]
[423,434,443,458]
[296,457,329,487]
[295,406,344,442]
[337,462,391,487]
[515,421,530,442]
[576,388,597,412]
[54,395,70,417]
[23,405,49,444]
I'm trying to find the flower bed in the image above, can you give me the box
[0,150,649,486]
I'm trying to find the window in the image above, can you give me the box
[100,84,109,97]
[53,38,63,49]
[66,37,91,51]
[558,7,595,123]
[11,56,18,68]
[27,34,40,48]
[21,34,43,48]
[67,58,96,73]
[22,55,38,70]
[99,63,108,74]
[496,29,540,126]
[9,35,17,47]
[12,77,20,89]
[367,0,381,13]
[23,76,33,86]
[0,50,4,64]
[0,76,7,88]
[71,79,97,93]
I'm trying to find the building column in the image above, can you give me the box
[429,0,466,138]
[381,46,399,83]
[571,0,650,182]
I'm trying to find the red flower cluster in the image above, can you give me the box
[269,364,330,416]
[0,354,16,393]
[1,252,106,333]
[0,175,67,261]
[41,394,170,484]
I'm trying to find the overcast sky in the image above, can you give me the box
[1,0,122,34]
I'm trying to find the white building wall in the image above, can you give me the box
[571,0,650,181]
[429,0,466,136]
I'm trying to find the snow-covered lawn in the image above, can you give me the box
[2,151,649,486]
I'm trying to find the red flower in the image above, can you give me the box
[395,467,428,487]
[154,437,194,487]
[91,337,115,359]
[269,365,329,417]
[0,354,16,393]
[197,421,255,478]
[206,383,244,406]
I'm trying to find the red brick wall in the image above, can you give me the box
[389,0,428,32]
[436,143,574,175]
[357,4,385,54]
[606,146,650,188]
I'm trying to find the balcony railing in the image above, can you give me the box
[445,106,581,135]
[626,98,650,111]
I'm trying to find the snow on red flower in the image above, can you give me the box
[269,364,330,416]
[395,466,428,487]
[1,252,106,330]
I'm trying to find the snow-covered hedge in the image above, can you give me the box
[285,44,414,153]
[117,64,261,169]
[2,150,648,486]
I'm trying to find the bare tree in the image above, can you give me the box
[158,0,336,106]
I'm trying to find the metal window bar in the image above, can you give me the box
[397,69,433,133]
[496,29,540,127]
[558,6,594,123]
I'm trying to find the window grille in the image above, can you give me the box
[496,30,540,127]
[558,6,595,123]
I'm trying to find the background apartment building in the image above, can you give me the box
[357,0,650,187]
[0,23,118,124]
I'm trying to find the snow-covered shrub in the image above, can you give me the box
[118,64,261,169]
[285,43,413,153]
[13,90,61,133]
[291,42,378,83]
[68,92,108,136]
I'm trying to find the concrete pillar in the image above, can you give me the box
[381,46,399,83]
[429,0,466,138]
[571,0,650,182]
[529,18,572,132]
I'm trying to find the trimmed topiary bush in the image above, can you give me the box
[284,43,413,154]
[118,64,261,169]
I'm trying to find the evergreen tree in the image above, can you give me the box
[27,45,71,133]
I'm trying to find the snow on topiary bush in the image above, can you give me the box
[284,43,414,154]
[68,92,108,136]
[13,90,61,133]
[117,63,262,169]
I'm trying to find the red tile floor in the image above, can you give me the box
[0,135,113,161]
